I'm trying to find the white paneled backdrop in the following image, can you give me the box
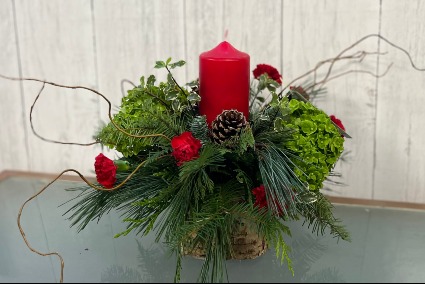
[1,0,425,203]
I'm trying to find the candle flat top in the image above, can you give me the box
[200,41,249,59]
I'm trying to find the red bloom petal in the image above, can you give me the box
[330,115,345,131]
[252,184,288,216]
[252,185,268,209]
[171,131,202,166]
[330,115,346,138]
[253,64,282,85]
[94,153,117,188]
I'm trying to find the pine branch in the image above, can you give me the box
[257,143,309,217]
[166,186,294,283]
[297,192,351,241]
[61,155,176,233]
[190,115,210,144]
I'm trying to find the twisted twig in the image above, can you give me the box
[0,74,173,283]
[5,33,425,284]
[120,79,136,98]
[277,34,425,101]
[29,82,100,146]
[16,157,151,283]
[305,63,394,92]
[0,74,171,142]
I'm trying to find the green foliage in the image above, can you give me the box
[178,145,226,206]
[249,74,280,111]
[217,124,255,155]
[257,143,308,217]
[63,59,350,284]
[62,154,175,234]
[96,59,191,157]
[190,115,209,144]
[155,58,186,70]
[166,187,293,283]
[237,125,255,154]
[297,191,351,242]
[277,99,345,190]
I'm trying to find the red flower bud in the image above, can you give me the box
[252,185,268,209]
[94,153,117,189]
[252,184,285,216]
[253,64,282,85]
[171,131,202,166]
[330,115,345,137]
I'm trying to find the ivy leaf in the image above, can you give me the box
[166,57,172,65]
[274,117,284,132]
[169,60,186,69]
[187,93,201,103]
[165,90,179,101]
[167,73,175,85]
[270,93,280,107]
[154,61,166,69]
[172,100,181,111]
[147,75,156,86]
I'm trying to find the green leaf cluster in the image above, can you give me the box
[279,99,345,190]
[249,74,280,111]
[96,59,192,157]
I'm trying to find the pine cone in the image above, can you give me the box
[211,110,247,144]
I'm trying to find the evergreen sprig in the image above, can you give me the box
[297,192,351,241]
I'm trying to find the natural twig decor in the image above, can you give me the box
[282,33,425,95]
[1,34,424,283]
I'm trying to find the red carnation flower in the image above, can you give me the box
[252,184,290,216]
[253,64,282,85]
[171,131,202,166]
[330,115,345,137]
[252,185,268,209]
[94,153,117,189]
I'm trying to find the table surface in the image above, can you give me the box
[1,174,425,283]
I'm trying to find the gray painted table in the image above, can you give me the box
[1,174,425,283]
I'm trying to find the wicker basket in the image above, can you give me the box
[183,220,268,260]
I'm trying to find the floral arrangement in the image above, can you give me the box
[63,42,350,283]
[5,34,424,283]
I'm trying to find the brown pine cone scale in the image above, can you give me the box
[211,110,247,144]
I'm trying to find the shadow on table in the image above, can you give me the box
[100,225,346,283]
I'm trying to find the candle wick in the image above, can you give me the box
[223,29,228,41]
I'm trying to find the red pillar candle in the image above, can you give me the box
[199,41,250,126]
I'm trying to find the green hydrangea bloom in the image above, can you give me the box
[282,99,344,190]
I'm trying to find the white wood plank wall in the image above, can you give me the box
[0,0,424,204]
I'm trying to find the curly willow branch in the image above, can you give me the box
[6,32,425,283]
[305,62,394,92]
[29,82,99,146]
[0,75,172,282]
[16,157,151,283]
[281,33,425,96]
[120,78,136,98]
[0,74,171,142]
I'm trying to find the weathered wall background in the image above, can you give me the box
[1,0,424,203]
